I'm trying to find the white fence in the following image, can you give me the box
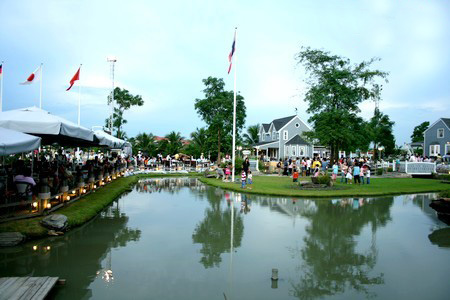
[397,162,436,175]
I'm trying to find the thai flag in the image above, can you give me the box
[228,31,236,74]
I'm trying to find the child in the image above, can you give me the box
[247,171,253,189]
[241,170,246,188]
[332,162,338,181]
[360,165,365,184]
[293,168,299,182]
[366,167,371,184]
[346,167,353,184]
[224,165,231,182]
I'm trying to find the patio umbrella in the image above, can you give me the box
[0,127,41,155]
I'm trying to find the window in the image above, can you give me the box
[295,123,300,128]
[437,128,444,138]
[430,145,440,156]
[446,144,450,155]
[262,134,265,141]
[292,146,296,156]
[276,132,280,140]
[272,130,276,140]
[285,146,290,156]
[299,146,305,156]
[283,130,288,141]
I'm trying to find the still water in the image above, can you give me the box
[1,178,449,300]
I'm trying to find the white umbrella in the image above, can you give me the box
[0,127,41,155]
[0,107,94,144]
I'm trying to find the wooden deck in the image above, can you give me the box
[0,277,59,300]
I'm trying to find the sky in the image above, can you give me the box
[0,0,449,145]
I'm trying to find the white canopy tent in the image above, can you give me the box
[93,130,133,156]
[0,107,94,145]
[0,127,41,156]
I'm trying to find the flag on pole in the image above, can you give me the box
[20,66,41,85]
[66,67,81,91]
[228,31,236,74]
[0,64,3,77]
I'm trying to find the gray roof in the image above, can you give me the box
[262,123,270,132]
[253,140,279,147]
[285,134,310,145]
[442,118,450,129]
[272,115,296,131]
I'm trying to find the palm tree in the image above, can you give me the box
[164,131,184,155]
[133,133,157,156]
[186,127,209,158]
[243,124,259,146]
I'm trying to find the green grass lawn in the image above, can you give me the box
[0,173,197,239]
[199,176,450,198]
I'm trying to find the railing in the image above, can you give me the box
[397,161,436,175]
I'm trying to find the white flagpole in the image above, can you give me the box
[231,28,238,183]
[78,64,82,126]
[39,63,43,109]
[0,61,3,112]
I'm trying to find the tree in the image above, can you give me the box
[369,108,396,158]
[185,127,210,158]
[195,77,246,163]
[132,132,157,156]
[411,121,429,143]
[296,47,388,162]
[105,87,144,138]
[160,131,184,156]
[243,124,260,147]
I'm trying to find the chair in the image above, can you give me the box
[15,182,33,200]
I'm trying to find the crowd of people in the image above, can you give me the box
[276,156,373,185]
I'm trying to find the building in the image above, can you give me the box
[424,118,450,157]
[253,115,314,160]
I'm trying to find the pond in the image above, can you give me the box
[1,177,449,299]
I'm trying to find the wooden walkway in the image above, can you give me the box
[0,277,59,300]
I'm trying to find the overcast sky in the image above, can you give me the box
[1,0,449,145]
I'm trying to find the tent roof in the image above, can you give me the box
[93,130,126,148]
[0,107,94,145]
[0,127,41,155]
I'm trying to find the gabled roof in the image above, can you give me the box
[442,118,450,129]
[272,115,296,131]
[262,123,270,132]
[285,134,310,145]
[253,140,279,147]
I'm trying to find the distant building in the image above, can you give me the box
[253,115,314,159]
[424,118,450,157]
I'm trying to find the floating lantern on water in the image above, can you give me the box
[46,203,51,209]
[32,202,38,208]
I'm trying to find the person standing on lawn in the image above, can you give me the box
[242,157,250,181]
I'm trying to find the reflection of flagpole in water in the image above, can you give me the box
[228,194,235,299]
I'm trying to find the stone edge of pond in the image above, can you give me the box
[197,177,450,199]
[0,173,200,247]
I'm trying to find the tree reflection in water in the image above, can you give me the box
[192,188,244,268]
[136,177,205,195]
[291,197,393,300]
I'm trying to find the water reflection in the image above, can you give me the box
[192,188,244,268]
[0,200,141,299]
[289,198,393,299]
[136,177,205,194]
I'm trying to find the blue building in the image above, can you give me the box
[424,118,450,157]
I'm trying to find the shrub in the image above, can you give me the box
[438,190,450,198]
[376,169,383,176]
[312,175,331,185]
[258,160,267,173]
[387,167,393,172]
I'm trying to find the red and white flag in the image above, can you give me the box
[228,30,236,74]
[20,66,41,85]
[66,67,81,91]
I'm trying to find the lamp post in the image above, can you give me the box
[107,56,117,134]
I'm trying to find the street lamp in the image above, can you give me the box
[107,56,117,133]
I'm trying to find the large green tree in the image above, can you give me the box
[131,132,157,156]
[158,131,184,156]
[297,47,388,162]
[105,87,144,139]
[195,77,246,163]
[411,121,429,143]
[243,124,260,147]
[369,108,396,158]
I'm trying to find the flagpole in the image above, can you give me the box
[231,28,238,183]
[39,63,43,109]
[78,64,82,126]
[0,61,3,112]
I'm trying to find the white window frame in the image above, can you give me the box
[295,123,300,128]
[276,132,280,140]
[292,146,296,156]
[430,145,440,156]
[262,134,265,141]
[437,128,444,138]
[283,130,288,141]
[445,144,450,155]
[299,146,305,156]
[272,130,276,140]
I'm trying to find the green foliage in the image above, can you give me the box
[131,132,157,156]
[297,47,388,161]
[316,175,331,185]
[243,124,259,146]
[195,77,246,162]
[184,127,210,158]
[376,169,383,175]
[369,108,396,157]
[159,131,184,156]
[411,121,430,143]
[105,87,144,138]
[438,189,450,198]
[258,160,266,172]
